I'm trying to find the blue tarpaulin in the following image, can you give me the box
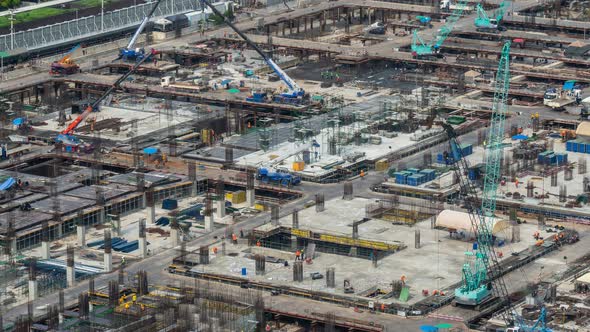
[563,80,576,91]
[0,177,15,191]
[221,79,232,85]
[12,118,23,126]
[420,326,438,332]
[143,147,158,155]
[512,134,528,140]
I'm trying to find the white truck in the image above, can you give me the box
[543,82,581,111]
[160,76,207,92]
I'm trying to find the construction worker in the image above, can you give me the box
[232,233,238,244]
[240,229,244,238]
[124,303,130,311]
[300,249,305,260]
[256,240,261,247]
[140,304,145,311]
[360,169,365,179]
[295,250,301,261]
[132,294,137,303]
[121,257,126,266]
[213,247,218,254]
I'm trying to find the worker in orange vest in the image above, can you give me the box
[295,250,301,261]
[360,170,365,179]
[232,233,238,244]
[213,247,218,254]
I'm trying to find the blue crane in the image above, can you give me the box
[411,0,468,59]
[117,0,164,62]
[474,1,509,32]
[199,0,305,105]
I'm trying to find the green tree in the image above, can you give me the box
[0,0,20,10]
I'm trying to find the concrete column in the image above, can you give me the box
[77,225,86,247]
[170,228,180,247]
[246,189,255,207]
[41,241,50,260]
[147,205,156,224]
[67,266,75,287]
[216,199,226,219]
[56,224,62,238]
[28,280,38,300]
[141,192,147,208]
[139,237,147,258]
[10,238,16,256]
[205,214,214,232]
[104,253,112,273]
[98,207,105,224]
[191,182,199,196]
[114,217,121,237]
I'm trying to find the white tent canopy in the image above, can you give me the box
[435,210,511,235]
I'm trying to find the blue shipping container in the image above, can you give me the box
[162,198,178,210]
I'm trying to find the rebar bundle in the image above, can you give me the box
[255,254,265,275]
[292,209,299,229]
[343,181,353,200]
[188,161,197,182]
[423,151,432,167]
[118,266,125,284]
[316,193,325,212]
[66,245,74,267]
[136,270,149,296]
[271,205,280,226]
[225,146,233,163]
[565,167,573,181]
[78,292,89,318]
[559,185,567,202]
[108,280,118,306]
[104,230,112,254]
[293,261,303,282]
[326,268,335,288]
[216,177,224,199]
[28,258,36,281]
[199,246,209,265]
[527,181,534,197]
[204,193,212,217]
[59,290,64,312]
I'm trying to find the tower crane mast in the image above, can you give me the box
[411,0,468,59]
[445,41,551,331]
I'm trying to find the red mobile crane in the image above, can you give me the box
[56,53,152,152]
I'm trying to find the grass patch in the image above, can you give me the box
[0,0,116,29]
[0,7,67,28]
[74,0,113,9]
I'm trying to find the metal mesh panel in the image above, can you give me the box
[0,0,201,52]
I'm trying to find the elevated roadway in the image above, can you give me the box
[219,34,590,84]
